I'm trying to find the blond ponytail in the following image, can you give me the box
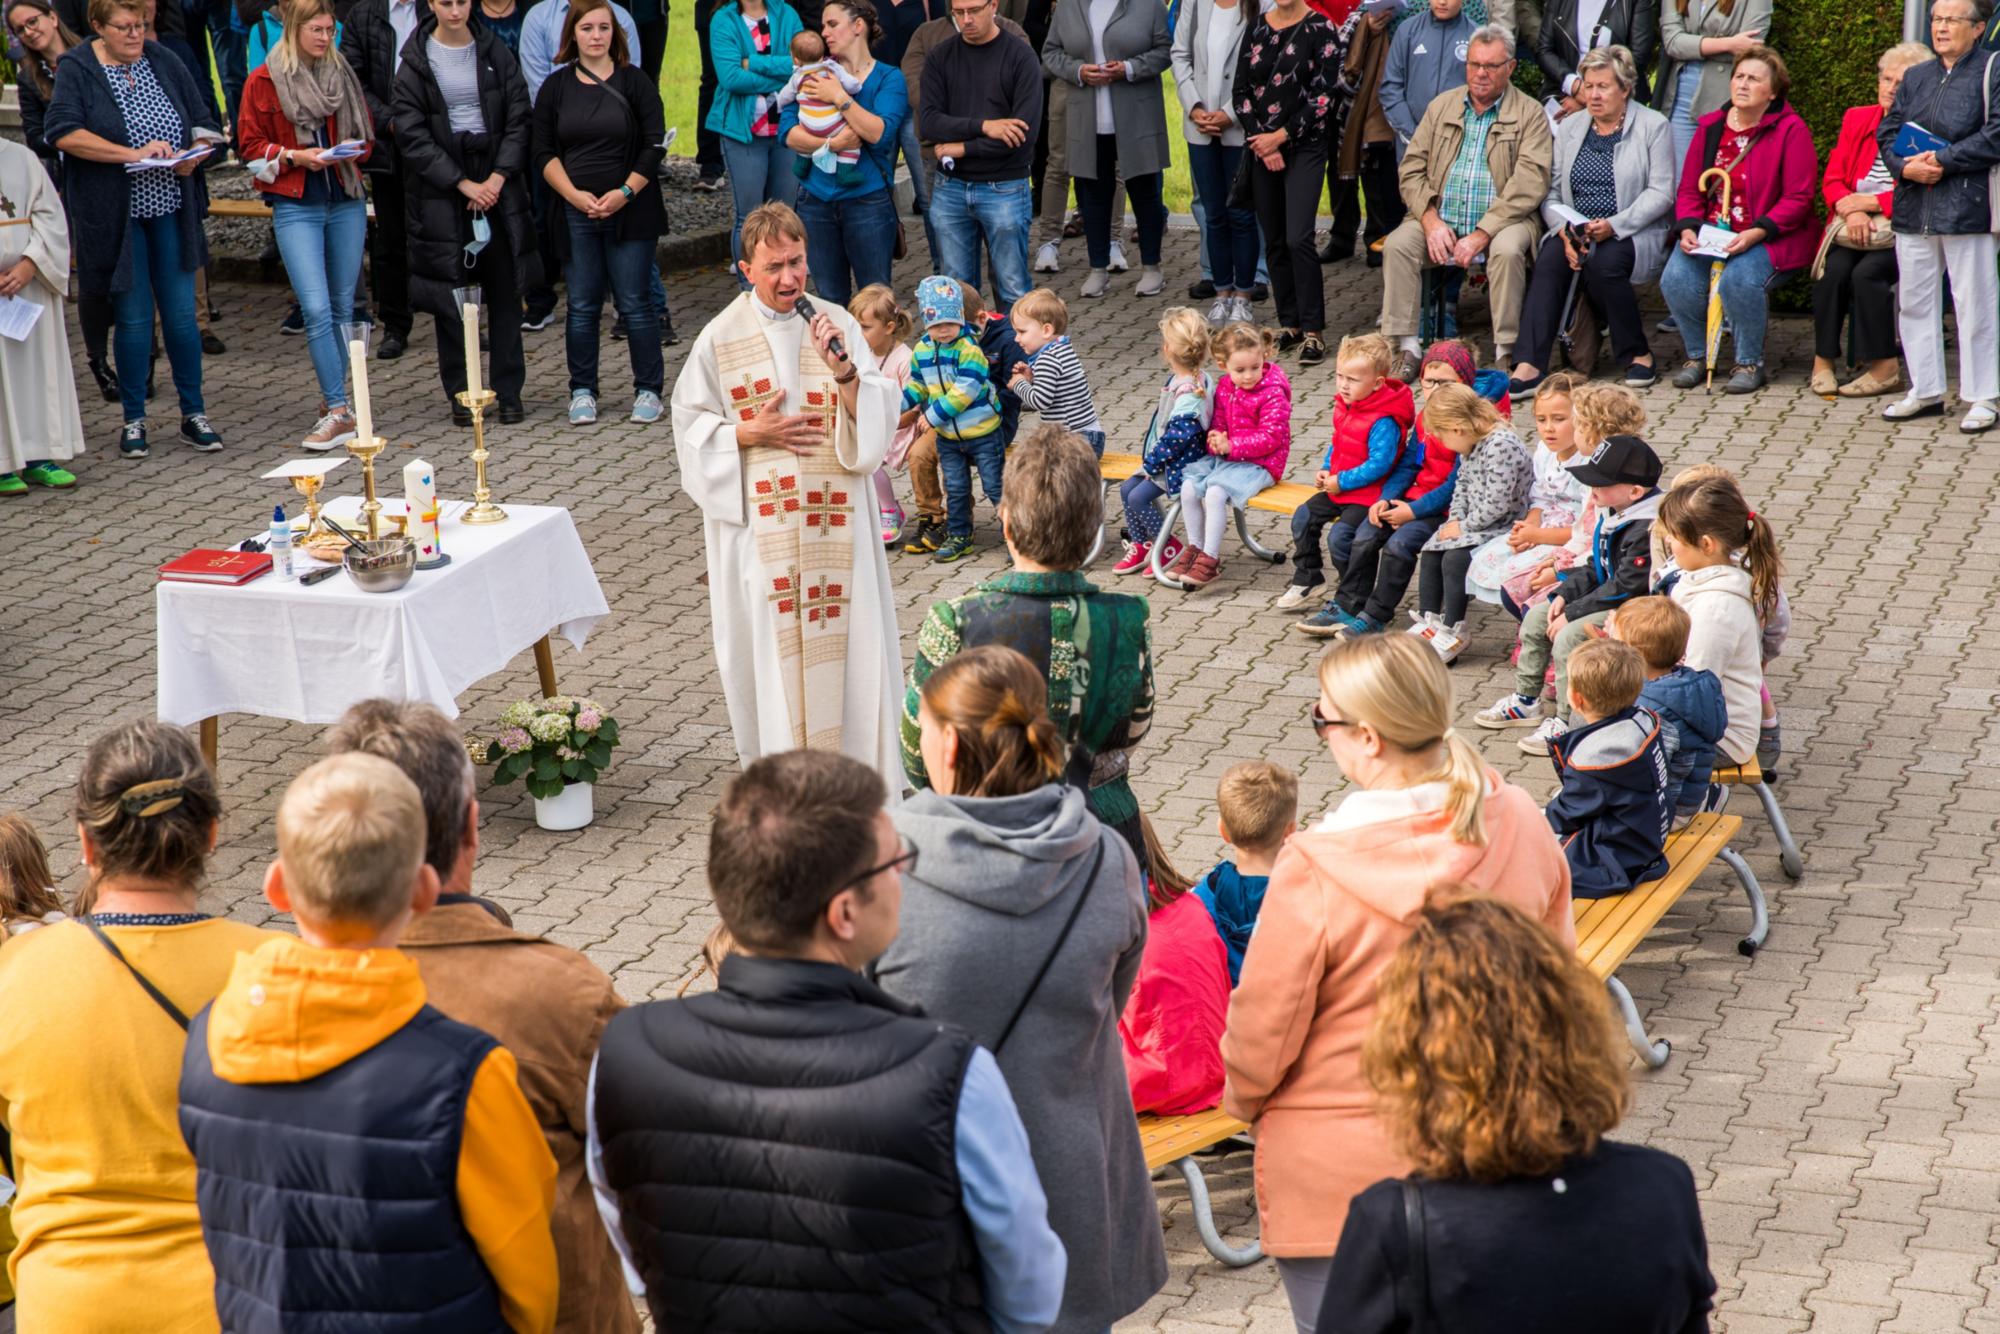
[1316,637,1490,848]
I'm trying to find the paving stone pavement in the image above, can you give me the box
[1,223,1994,1332]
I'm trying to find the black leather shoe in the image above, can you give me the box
[89,358,119,403]
[201,331,225,355]
[1250,283,1270,302]
[451,403,474,427]
[1187,278,1216,300]
[377,330,407,361]
[498,399,525,424]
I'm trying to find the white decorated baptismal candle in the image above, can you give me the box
[403,458,441,562]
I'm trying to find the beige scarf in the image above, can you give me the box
[711,293,864,753]
[268,46,371,199]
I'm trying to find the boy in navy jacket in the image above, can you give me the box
[1546,639,1672,899]
[1613,595,1729,827]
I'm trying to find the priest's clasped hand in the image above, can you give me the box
[736,392,827,455]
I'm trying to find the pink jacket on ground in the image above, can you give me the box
[1212,363,1294,483]
[1119,891,1230,1116]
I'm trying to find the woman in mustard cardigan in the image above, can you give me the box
[1220,634,1573,1334]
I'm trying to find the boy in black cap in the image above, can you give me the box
[1475,432,1664,755]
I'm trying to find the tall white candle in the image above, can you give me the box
[462,302,482,399]
[349,338,374,444]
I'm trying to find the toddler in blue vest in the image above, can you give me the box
[1192,760,1298,986]
[177,753,560,1333]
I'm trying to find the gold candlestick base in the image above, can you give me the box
[455,387,507,525]
[345,434,389,540]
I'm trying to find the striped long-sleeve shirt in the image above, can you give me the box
[1017,336,1103,436]
[903,333,1003,442]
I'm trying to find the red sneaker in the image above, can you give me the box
[1155,536,1186,572]
[1112,541,1152,575]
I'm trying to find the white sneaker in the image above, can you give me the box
[1034,240,1061,274]
[1430,619,1467,664]
[1206,297,1234,324]
[1081,269,1111,299]
[1107,240,1129,273]
[1963,399,1997,433]
[1134,266,1165,297]
[1275,583,1316,611]
[1476,691,1546,728]
[1883,392,1945,420]
[1518,715,1569,755]
[1229,296,1254,324]
[1406,610,1440,640]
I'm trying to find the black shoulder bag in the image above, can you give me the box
[85,920,191,1031]
[1402,1178,1433,1332]
[990,838,1107,1056]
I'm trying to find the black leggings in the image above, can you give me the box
[1418,547,1475,625]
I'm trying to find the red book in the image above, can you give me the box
[159,549,274,586]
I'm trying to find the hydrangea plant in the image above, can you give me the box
[482,696,619,800]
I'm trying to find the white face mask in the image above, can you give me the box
[464,210,491,261]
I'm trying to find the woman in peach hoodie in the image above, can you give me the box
[1221,634,1575,1332]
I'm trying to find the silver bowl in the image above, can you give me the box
[343,537,417,593]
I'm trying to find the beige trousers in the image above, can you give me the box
[1378,215,1538,351]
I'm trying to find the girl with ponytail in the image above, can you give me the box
[874,643,1168,1331]
[1657,474,1784,769]
[1221,632,1574,1332]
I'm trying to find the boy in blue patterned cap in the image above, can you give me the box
[902,275,1005,564]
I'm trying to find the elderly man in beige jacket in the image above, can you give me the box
[1378,23,1553,381]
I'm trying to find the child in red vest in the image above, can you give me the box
[1278,332,1416,610]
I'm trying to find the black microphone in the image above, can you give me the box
[794,294,847,364]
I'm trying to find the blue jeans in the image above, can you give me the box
[1669,62,1702,174]
[1661,242,1776,366]
[937,430,1004,537]
[798,188,897,309]
[931,176,1033,309]
[1192,192,1270,286]
[114,213,204,422]
[564,206,664,396]
[1187,141,1259,292]
[273,194,367,411]
[722,133,800,278]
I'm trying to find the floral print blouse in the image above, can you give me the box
[1703,124,1756,228]
[1234,9,1337,145]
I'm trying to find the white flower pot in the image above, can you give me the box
[534,781,594,831]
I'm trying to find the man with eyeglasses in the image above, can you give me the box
[587,749,1067,1332]
[914,0,1042,308]
[1377,23,1551,381]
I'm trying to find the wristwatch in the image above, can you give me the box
[619,184,634,199]
[837,98,854,112]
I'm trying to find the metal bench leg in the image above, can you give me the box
[1753,781,1804,881]
[1172,1155,1264,1267]
[1606,975,1671,1068]
[1084,480,1109,568]
[1233,502,1285,563]
[1151,500,1185,589]
[1717,843,1771,957]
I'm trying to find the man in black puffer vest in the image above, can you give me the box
[179,753,560,1334]
[589,750,1068,1332]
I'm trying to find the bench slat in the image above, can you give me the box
[1100,452,1311,517]
[1138,1108,1250,1171]
[1711,757,1762,785]
[1573,813,1742,978]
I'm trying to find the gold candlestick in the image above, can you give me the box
[456,387,507,524]
[346,434,388,539]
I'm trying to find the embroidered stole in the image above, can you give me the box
[712,294,860,753]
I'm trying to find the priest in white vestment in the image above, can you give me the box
[671,201,903,780]
[0,139,85,487]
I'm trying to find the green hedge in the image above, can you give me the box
[1769,0,1905,153]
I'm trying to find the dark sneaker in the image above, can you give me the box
[1623,360,1657,388]
[180,414,224,452]
[120,420,150,459]
[1187,278,1217,300]
[377,330,407,361]
[498,399,526,424]
[932,532,977,563]
[1250,283,1269,302]
[521,307,555,332]
[902,518,944,554]
[1299,334,1326,366]
[201,330,226,355]
[280,308,305,336]
[662,319,681,347]
[693,169,725,192]
[1277,329,1303,353]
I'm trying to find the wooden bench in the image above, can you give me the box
[1087,452,1313,586]
[1711,755,1803,881]
[1137,1107,1260,1267]
[1573,811,1770,1069]
[207,198,375,221]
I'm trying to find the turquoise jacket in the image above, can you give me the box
[706,1,803,145]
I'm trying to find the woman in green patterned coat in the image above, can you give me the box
[903,425,1156,859]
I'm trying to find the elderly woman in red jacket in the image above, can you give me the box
[236,0,375,452]
[1657,44,1816,396]
[1811,42,1933,400]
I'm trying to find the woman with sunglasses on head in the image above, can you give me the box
[532,0,668,427]
[392,0,536,424]
[873,642,1169,1334]
[1222,632,1572,1333]
[236,0,375,451]
[44,0,229,460]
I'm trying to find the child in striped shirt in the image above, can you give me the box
[1007,287,1104,454]
[902,275,1004,564]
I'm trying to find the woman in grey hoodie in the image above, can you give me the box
[873,645,1165,1334]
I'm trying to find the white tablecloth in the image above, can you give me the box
[157,501,609,727]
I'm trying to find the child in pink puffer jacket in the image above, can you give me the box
[1170,324,1293,590]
